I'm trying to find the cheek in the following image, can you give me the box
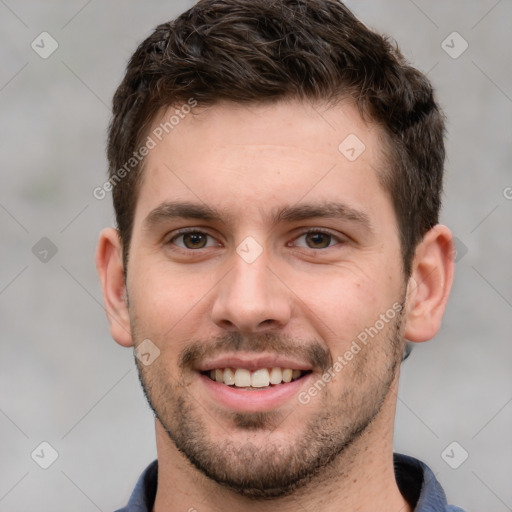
[131,258,204,311]
[128,263,218,351]
[293,266,391,347]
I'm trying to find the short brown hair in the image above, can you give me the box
[107,0,446,276]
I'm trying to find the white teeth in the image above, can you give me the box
[223,368,235,385]
[282,368,292,383]
[251,368,270,388]
[234,368,251,387]
[269,367,283,384]
[207,367,305,387]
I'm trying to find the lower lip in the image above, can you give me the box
[199,373,312,412]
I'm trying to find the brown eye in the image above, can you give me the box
[182,232,208,249]
[304,232,333,249]
[170,231,216,250]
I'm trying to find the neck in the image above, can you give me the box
[153,376,411,512]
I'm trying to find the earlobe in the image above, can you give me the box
[96,228,133,347]
[403,225,455,343]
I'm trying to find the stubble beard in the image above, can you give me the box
[133,302,405,500]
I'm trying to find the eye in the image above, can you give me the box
[169,230,219,250]
[292,230,342,249]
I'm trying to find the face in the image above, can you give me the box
[126,100,407,498]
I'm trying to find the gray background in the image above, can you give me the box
[1,1,511,511]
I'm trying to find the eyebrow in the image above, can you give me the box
[144,201,231,229]
[144,200,373,233]
[270,202,373,232]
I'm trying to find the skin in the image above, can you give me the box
[97,99,454,512]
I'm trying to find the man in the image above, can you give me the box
[96,0,464,510]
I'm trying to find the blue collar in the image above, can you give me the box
[115,453,465,511]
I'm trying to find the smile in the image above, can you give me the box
[202,367,310,389]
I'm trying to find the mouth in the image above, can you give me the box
[196,353,316,411]
[201,367,312,390]
[198,363,314,412]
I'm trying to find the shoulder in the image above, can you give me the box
[394,453,467,512]
[114,460,158,512]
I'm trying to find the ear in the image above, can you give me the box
[403,225,455,343]
[96,228,133,347]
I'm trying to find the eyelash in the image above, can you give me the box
[167,228,344,251]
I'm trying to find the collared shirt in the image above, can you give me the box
[114,453,466,511]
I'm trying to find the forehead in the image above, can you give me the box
[133,99,391,226]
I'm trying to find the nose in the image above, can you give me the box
[211,250,292,333]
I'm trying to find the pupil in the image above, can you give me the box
[307,232,330,248]
[184,233,206,248]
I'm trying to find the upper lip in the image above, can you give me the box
[196,353,313,372]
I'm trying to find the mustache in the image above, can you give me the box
[179,332,332,372]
